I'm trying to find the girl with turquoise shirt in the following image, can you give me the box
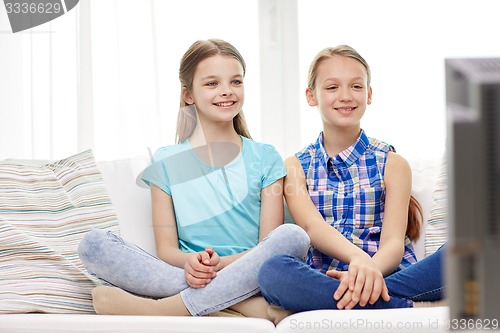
[78,39,310,319]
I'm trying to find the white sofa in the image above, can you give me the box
[0,154,450,333]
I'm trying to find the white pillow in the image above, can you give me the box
[424,153,448,257]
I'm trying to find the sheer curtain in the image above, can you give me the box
[1,0,260,161]
[2,0,500,161]
[0,5,78,160]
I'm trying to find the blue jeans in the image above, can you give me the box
[258,245,445,312]
[78,224,310,316]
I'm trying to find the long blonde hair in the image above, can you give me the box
[307,45,423,241]
[176,39,252,143]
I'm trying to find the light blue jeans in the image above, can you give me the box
[78,224,310,316]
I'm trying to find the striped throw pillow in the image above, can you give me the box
[424,153,448,257]
[0,150,119,314]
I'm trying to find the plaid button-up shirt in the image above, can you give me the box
[296,130,417,273]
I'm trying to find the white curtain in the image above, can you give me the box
[0,5,78,160]
[1,0,261,161]
[2,0,500,161]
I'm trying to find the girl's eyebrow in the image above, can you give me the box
[200,74,243,81]
[323,76,365,82]
[200,75,219,81]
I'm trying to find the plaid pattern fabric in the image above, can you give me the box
[296,130,417,273]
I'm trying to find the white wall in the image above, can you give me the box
[258,0,301,158]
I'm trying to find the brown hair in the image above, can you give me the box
[176,39,252,143]
[406,195,423,242]
[308,44,423,241]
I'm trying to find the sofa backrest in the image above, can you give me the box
[98,157,155,254]
[98,156,443,260]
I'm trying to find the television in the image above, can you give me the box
[446,57,500,322]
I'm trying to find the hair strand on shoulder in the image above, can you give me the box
[406,195,423,242]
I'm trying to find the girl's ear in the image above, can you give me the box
[306,88,317,106]
[182,87,194,105]
[367,86,373,105]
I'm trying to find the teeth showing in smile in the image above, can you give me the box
[336,107,354,111]
[215,102,234,107]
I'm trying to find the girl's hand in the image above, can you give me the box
[326,270,359,309]
[204,247,224,272]
[327,259,390,309]
[184,251,217,288]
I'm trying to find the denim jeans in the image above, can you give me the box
[78,223,310,316]
[258,245,445,312]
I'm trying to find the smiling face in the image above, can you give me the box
[183,54,244,126]
[306,55,372,132]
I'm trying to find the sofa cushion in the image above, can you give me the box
[0,150,119,314]
[276,307,449,332]
[0,313,276,333]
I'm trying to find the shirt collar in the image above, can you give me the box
[316,129,369,168]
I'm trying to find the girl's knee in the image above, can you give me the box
[78,229,109,263]
[259,254,302,306]
[272,224,310,256]
[258,254,292,288]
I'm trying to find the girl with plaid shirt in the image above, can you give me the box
[259,45,445,312]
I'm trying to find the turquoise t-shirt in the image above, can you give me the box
[141,136,285,256]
